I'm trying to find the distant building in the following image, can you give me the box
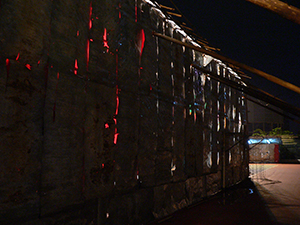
[247,100,287,134]
[248,136,281,162]
[248,135,300,162]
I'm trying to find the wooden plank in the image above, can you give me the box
[246,0,300,25]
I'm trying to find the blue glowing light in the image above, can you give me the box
[248,138,282,145]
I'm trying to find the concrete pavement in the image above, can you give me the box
[250,163,300,225]
[148,164,300,225]
[148,178,279,225]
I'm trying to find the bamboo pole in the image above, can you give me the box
[246,0,300,25]
[153,31,300,95]
[166,11,182,17]
[191,63,300,118]
[159,4,175,11]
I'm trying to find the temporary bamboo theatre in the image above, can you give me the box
[1,0,299,224]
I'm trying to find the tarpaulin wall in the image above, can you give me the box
[0,0,248,224]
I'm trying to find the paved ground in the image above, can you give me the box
[148,164,300,225]
[148,178,279,225]
[249,163,278,175]
[250,163,300,225]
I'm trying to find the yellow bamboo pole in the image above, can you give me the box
[246,0,300,25]
[153,31,300,95]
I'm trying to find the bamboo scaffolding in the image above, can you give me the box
[159,4,175,11]
[246,0,300,25]
[191,64,300,119]
[153,31,300,95]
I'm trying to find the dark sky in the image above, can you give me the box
[158,0,300,132]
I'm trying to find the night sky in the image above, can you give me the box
[158,0,300,133]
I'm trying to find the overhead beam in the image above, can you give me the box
[245,0,300,25]
[153,31,300,95]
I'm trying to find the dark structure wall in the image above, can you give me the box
[0,0,248,224]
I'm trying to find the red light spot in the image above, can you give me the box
[115,95,119,115]
[57,72,59,80]
[113,51,119,144]
[137,29,145,57]
[25,64,31,70]
[102,163,105,168]
[114,133,119,144]
[86,39,90,71]
[16,53,20,61]
[6,59,10,77]
[77,30,79,36]
[37,60,40,65]
[105,123,109,129]
[150,85,152,91]
[88,2,93,30]
[90,38,93,42]
[74,59,78,75]
[118,3,122,21]
[135,0,137,22]
[103,28,110,50]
